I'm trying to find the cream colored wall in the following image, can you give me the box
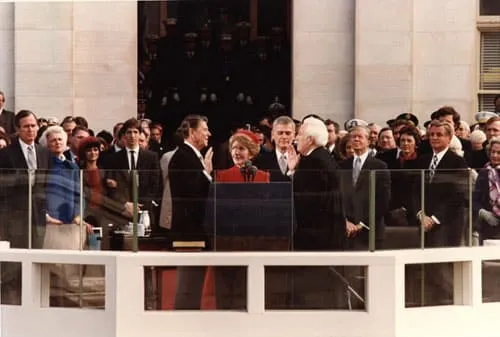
[14,1,137,133]
[355,0,477,126]
[0,2,14,111]
[292,0,355,124]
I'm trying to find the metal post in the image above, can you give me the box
[468,168,473,246]
[368,170,376,252]
[28,169,33,249]
[420,169,425,306]
[132,170,139,252]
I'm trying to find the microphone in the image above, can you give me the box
[239,165,248,182]
[243,160,253,182]
[248,165,257,182]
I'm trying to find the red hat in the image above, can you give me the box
[235,130,259,145]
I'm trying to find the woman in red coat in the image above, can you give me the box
[216,130,270,183]
[214,130,269,310]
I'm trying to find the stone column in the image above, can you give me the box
[355,0,413,125]
[73,1,137,132]
[14,1,137,133]
[355,0,476,125]
[412,0,476,122]
[293,0,355,124]
[14,2,75,119]
[0,2,14,110]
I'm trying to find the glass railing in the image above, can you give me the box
[0,167,484,252]
[0,166,489,309]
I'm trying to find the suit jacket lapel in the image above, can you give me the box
[13,139,28,169]
[355,157,371,189]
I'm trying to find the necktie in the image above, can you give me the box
[130,150,136,170]
[26,145,36,170]
[353,157,362,186]
[429,154,438,182]
[279,154,287,175]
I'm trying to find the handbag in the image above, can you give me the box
[43,224,87,281]
[43,223,87,250]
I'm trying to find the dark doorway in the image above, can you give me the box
[137,0,292,146]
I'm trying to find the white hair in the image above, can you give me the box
[470,129,486,144]
[302,117,328,147]
[39,125,67,148]
[449,135,464,157]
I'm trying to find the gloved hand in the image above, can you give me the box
[479,209,499,227]
[246,95,253,105]
[236,92,245,102]
[173,93,180,102]
[200,93,207,103]
[161,96,168,106]
[210,93,217,102]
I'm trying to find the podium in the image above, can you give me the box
[206,182,294,251]
[205,182,294,310]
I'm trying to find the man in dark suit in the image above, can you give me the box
[325,119,342,162]
[0,91,16,137]
[286,117,346,309]
[340,126,391,250]
[414,120,468,305]
[169,114,213,310]
[255,115,295,182]
[0,110,51,304]
[104,118,161,225]
[419,106,472,158]
[339,125,390,309]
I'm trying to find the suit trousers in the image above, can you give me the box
[174,266,207,310]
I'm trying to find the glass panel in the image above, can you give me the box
[482,259,500,303]
[417,169,469,249]
[338,168,375,252]
[384,169,422,250]
[405,262,455,307]
[0,168,40,250]
[146,265,248,311]
[265,266,367,310]
[480,0,500,16]
[0,262,22,305]
[45,263,105,309]
[212,170,293,252]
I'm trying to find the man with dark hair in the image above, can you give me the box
[169,114,213,310]
[420,106,472,160]
[64,126,90,163]
[0,109,51,304]
[325,119,341,161]
[0,91,15,136]
[412,120,468,305]
[60,116,77,145]
[104,118,161,224]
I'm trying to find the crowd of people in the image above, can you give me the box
[3,83,500,307]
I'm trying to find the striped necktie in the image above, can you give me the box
[429,154,438,182]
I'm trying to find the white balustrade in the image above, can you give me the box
[0,246,498,337]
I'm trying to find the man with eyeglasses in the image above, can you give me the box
[0,91,16,137]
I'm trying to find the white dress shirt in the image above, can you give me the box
[184,141,212,182]
[430,147,449,169]
[353,149,370,169]
[125,146,140,170]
